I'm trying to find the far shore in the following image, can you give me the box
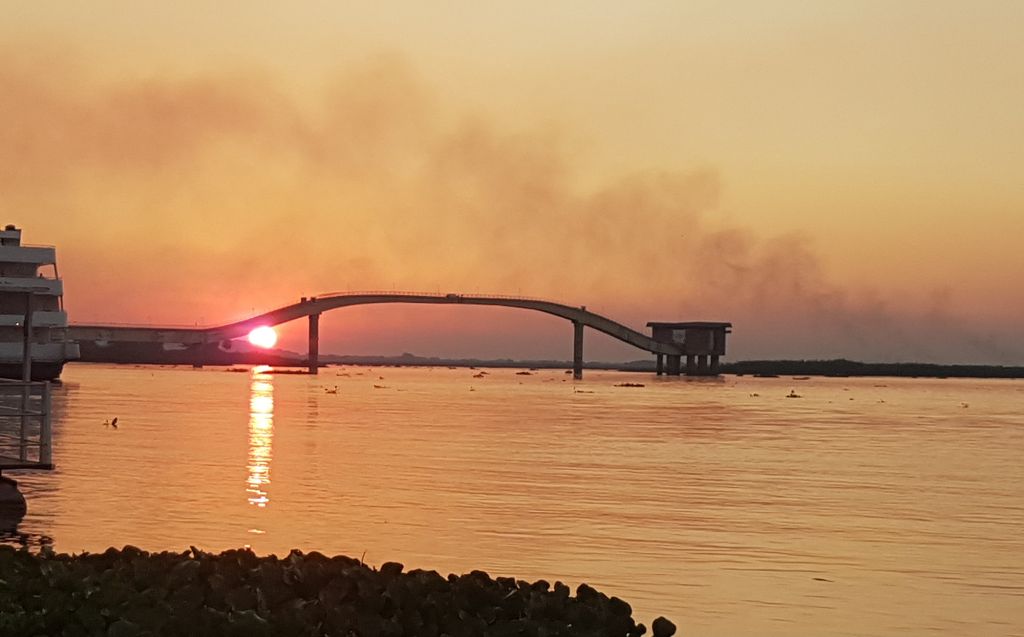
[68,350,1024,380]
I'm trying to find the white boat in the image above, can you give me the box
[0,225,79,380]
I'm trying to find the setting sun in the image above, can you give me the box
[247,326,278,349]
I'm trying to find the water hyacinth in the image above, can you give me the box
[0,545,676,636]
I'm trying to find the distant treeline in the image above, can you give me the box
[74,343,1024,378]
[76,342,301,367]
[720,359,1024,379]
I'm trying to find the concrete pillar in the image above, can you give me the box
[686,355,696,375]
[697,354,709,375]
[20,294,32,460]
[666,355,681,375]
[572,321,584,380]
[656,354,664,376]
[710,354,720,375]
[308,313,320,375]
[21,292,33,382]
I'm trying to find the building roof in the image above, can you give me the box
[646,321,732,330]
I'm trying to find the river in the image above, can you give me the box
[7,364,1024,636]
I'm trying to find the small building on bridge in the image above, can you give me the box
[647,321,731,376]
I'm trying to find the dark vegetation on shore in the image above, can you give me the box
[76,341,1024,379]
[0,545,675,637]
[718,359,1024,379]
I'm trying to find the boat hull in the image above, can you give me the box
[0,361,66,381]
[0,343,80,381]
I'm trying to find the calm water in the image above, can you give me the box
[6,364,1024,636]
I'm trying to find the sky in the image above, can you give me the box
[3,1,1022,363]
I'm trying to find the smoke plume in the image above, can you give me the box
[2,47,1018,363]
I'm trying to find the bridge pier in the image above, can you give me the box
[697,354,709,375]
[308,312,320,375]
[666,354,681,375]
[686,355,696,375]
[572,321,584,380]
[191,344,204,369]
[710,354,720,375]
[656,354,664,376]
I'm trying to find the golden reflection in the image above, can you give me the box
[246,367,274,508]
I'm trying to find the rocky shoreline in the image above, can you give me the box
[0,545,677,636]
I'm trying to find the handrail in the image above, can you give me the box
[0,274,60,280]
[316,290,576,305]
[0,378,52,469]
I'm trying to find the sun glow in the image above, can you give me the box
[247,366,274,508]
[247,326,278,349]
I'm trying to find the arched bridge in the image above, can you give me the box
[68,292,731,377]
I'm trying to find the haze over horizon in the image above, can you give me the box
[5,2,1022,364]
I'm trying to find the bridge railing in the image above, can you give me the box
[0,379,53,470]
[68,320,211,328]
[315,290,578,305]
[5,243,56,249]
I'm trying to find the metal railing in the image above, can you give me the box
[0,379,52,470]
[314,290,573,304]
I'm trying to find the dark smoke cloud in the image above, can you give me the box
[2,46,1019,364]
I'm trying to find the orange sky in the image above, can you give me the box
[4,2,1022,363]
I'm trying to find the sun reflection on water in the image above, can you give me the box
[246,366,274,508]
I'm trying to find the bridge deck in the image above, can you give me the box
[69,292,692,356]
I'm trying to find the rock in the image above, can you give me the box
[652,616,677,637]
[608,596,632,616]
[575,583,600,602]
[380,561,404,578]
[107,618,144,637]
[552,581,570,598]
[0,476,27,518]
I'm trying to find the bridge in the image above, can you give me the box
[68,292,731,378]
